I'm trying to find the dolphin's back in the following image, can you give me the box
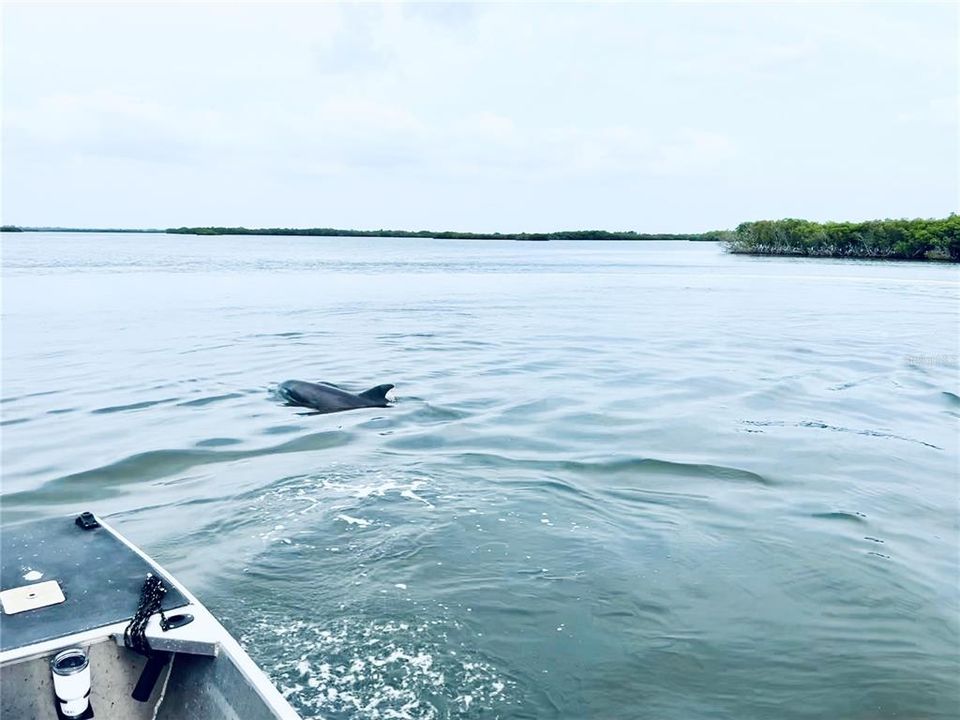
[278,380,394,414]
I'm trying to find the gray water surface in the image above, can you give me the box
[2,233,958,719]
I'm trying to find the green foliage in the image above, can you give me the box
[727,215,959,262]
[165,227,722,242]
[8,226,158,233]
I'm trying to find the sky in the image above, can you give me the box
[2,2,957,232]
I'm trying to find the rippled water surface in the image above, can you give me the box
[3,233,959,719]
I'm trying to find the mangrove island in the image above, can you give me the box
[165,227,731,243]
[4,216,957,262]
[726,216,959,262]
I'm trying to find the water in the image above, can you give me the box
[2,233,958,719]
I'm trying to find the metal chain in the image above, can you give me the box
[124,573,170,655]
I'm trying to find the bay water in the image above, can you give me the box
[2,233,958,719]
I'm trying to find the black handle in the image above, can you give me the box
[131,652,171,702]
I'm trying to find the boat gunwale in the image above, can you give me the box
[1,514,301,720]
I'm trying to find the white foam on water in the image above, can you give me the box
[22,569,43,581]
[400,485,434,508]
[242,616,513,719]
[246,469,439,547]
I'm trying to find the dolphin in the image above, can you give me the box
[277,380,395,415]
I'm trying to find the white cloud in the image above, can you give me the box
[652,131,738,176]
[896,96,959,127]
[2,2,956,229]
[6,92,240,162]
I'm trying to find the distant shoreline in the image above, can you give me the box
[166,227,733,242]
[2,218,957,261]
[0,225,727,242]
[1,226,160,234]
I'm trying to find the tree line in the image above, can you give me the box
[6,220,957,261]
[726,216,959,261]
[0,226,157,233]
[165,226,731,242]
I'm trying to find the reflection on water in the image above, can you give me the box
[2,234,959,718]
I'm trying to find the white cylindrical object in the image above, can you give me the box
[51,648,91,718]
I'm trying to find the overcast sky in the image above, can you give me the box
[2,2,957,232]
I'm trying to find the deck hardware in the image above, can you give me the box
[131,652,171,703]
[1,580,66,614]
[163,613,194,629]
[74,513,100,530]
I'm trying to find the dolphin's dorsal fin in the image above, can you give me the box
[359,384,394,403]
